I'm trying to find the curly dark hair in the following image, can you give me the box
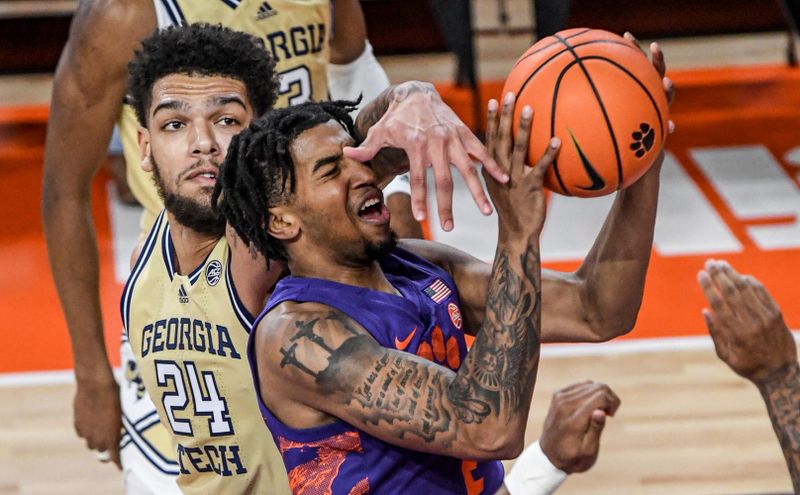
[127,23,279,126]
[213,99,359,265]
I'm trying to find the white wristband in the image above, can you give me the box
[504,441,568,495]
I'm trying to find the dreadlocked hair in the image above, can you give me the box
[127,23,279,126]
[213,99,360,266]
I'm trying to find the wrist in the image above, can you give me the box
[74,361,116,385]
[755,361,800,392]
[504,441,568,495]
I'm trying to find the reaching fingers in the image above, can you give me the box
[485,98,500,157]
[697,269,727,316]
[449,139,492,216]
[497,92,515,164]
[428,137,455,231]
[663,77,676,106]
[407,147,429,222]
[530,136,561,182]
[650,42,666,77]
[709,261,747,315]
[510,105,533,179]
[465,118,507,185]
[624,31,640,50]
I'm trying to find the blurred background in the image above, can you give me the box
[0,0,799,493]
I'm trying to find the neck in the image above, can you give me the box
[288,253,395,294]
[166,212,221,275]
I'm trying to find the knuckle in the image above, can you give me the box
[436,176,453,192]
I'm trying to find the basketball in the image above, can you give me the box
[502,28,670,197]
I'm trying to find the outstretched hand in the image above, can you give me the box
[698,259,797,384]
[343,82,507,231]
[483,92,560,242]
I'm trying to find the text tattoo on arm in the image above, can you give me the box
[757,361,800,491]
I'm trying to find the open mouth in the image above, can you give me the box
[357,194,390,224]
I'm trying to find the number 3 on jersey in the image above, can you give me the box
[155,360,234,437]
[278,66,312,106]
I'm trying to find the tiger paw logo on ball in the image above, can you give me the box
[630,122,655,157]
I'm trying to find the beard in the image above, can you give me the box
[151,154,226,237]
[363,230,399,262]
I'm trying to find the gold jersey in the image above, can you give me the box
[123,211,291,494]
[120,0,331,230]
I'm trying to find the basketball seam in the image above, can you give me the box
[577,56,667,146]
[511,28,592,69]
[513,37,639,70]
[554,33,624,189]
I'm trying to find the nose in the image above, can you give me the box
[347,158,378,189]
[191,119,220,157]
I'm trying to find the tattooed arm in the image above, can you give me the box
[343,81,506,232]
[698,260,800,490]
[397,149,659,344]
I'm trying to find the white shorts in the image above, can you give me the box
[119,339,181,495]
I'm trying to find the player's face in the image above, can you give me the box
[287,120,396,264]
[139,74,254,234]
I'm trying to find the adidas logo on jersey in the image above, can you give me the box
[178,285,189,304]
[256,1,277,19]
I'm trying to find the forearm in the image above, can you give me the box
[42,195,113,382]
[448,236,542,454]
[573,159,661,339]
[756,361,800,491]
[329,0,366,64]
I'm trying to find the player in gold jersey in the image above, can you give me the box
[119,22,502,495]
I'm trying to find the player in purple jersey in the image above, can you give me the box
[216,94,557,494]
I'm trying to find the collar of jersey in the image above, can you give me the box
[161,222,209,285]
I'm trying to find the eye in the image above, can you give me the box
[321,162,340,179]
[218,117,240,126]
[162,120,184,131]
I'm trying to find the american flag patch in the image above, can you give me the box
[423,279,451,304]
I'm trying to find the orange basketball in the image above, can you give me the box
[502,28,669,197]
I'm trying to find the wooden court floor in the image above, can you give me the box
[0,347,795,494]
[1,26,798,493]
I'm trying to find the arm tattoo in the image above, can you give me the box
[756,361,800,491]
[277,240,541,448]
[448,246,542,423]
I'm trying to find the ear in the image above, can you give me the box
[267,206,300,241]
[138,127,153,172]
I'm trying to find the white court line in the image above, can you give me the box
[1,332,798,387]
[0,367,123,388]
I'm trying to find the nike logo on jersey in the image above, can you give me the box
[394,328,417,351]
[568,129,606,191]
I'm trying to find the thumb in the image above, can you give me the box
[584,409,607,447]
[343,130,384,162]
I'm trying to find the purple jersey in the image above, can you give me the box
[249,247,504,494]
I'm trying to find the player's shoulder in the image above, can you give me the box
[257,301,367,350]
[259,301,353,334]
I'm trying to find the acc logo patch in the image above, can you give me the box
[448,302,462,330]
[206,260,222,286]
